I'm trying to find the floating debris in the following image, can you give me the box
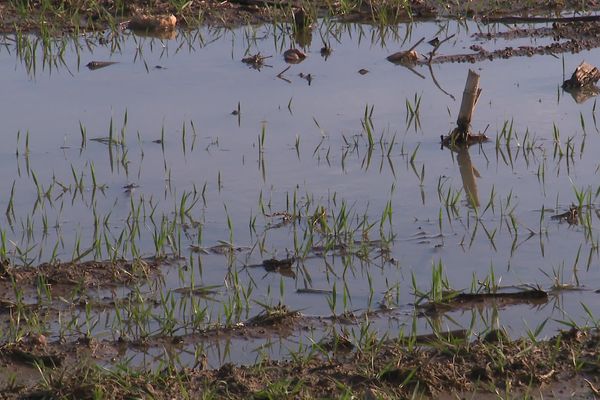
[420,288,549,315]
[551,205,579,225]
[190,241,250,255]
[262,257,295,272]
[264,211,294,222]
[358,68,369,75]
[241,52,272,70]
[173,284,221,298]
[123,183,139,193]
[298,72,313,85]
[86,61,117,70]
[90,136,122,145]
[428,37,440,47]
[296,288,333,295]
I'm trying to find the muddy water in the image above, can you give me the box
[1,19,600,368]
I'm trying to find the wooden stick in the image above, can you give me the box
[405,37,425,53]
[427,64,455,100]
[428,33,456,65]
[456,69,480,133]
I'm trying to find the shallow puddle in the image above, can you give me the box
[1,18,600,370]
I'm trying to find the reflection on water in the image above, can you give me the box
[564,84,600,104]
[1,18,600,368]
[456,146,480,208]
[130,28,178,41]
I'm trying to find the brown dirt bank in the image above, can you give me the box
[1,0,600,33]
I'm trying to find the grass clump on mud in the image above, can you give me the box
[6,326,600,399]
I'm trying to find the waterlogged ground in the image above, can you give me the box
[3,16,600,392]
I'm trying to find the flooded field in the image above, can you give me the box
[3,15,600,389]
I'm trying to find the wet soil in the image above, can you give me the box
[0,225,590,398]
[0,258,163,302]
[0,276,590,398]
[4,0,600,398]
[4,0,600,69]
[5,326,600,399]
[1,258,160,287]
[423,20,600,65]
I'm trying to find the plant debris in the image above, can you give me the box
[86,61,118,70]
[241,52,272,70]
[551,205,580,225]
[419,288,549,315]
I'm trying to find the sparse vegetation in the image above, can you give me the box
[2,0,600,398]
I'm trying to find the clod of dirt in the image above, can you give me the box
[245,304,299,327]
[127,14,176,32]
[283,48,306,64]
[319,332,354,351]
[563,61,600,89]
[262,257,295,272]
[0,259,159,292]
[0,259,10,279]
[2,336,63,368]
[386,50,420,65]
